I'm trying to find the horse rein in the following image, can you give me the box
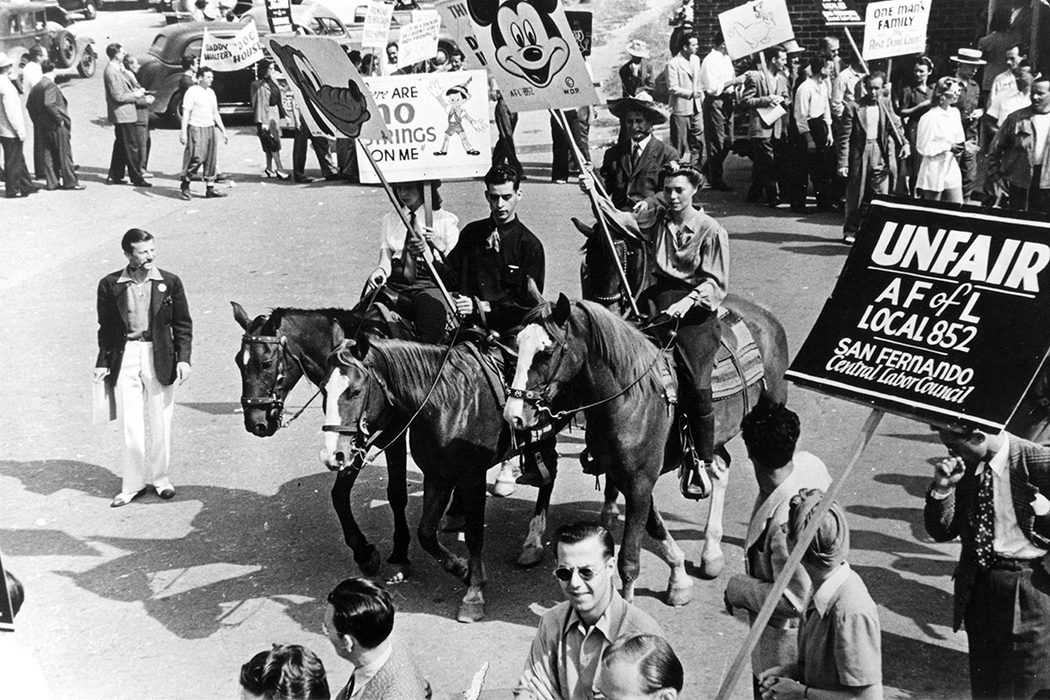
[508,314,680,422]
[240,332,320,428]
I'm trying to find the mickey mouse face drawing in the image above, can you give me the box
[468,0,570,88]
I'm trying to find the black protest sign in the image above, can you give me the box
[566,10,593,57]
[0,550,14,632]
[787,198,1050,432]
[820,0,864,26]
[266,0,293,34]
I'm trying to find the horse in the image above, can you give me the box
[504,295,789,603]
[319,335,657,621]
[231,302,415,578]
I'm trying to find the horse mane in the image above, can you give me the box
[356,337,480,409]
[268,307,358,331]
[571,301,664,399]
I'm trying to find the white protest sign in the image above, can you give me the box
[265,0,293,34]
[201,22,262,71]
[362,0,395,48]
[862,0,930,61]
[465,0,598,112]
[397,15,442,67]
[356,69,491,182]
[718,0,794,61]
[436,0,485,70]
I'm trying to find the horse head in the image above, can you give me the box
[232,301,308,437]
[574,206,648,315]
[320,335,395,472]
[504,293,583,430]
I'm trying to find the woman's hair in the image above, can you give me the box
[661,163,703,189]
[394,181,443,210]
[601,635,684,693]
[913,55,935,73]
[257,60,272,78]
[933,76,959,100]
[241,645,330,699]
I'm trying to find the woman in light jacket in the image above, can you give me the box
[250,60,288,180]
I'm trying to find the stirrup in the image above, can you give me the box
[679,454,712,500]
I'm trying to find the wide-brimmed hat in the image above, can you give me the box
[626,40,650,59]
[782,39,804,54]
[951,48,987,65]
[608,92,668,124]
[0,52,12,70]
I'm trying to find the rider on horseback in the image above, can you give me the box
[582,163,728,500]
[364,180,461,344]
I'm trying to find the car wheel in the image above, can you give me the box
[77,49,96,78]
[53,30,77,69]
[84,1,97,19]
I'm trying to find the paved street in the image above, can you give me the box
[0,8,970,699]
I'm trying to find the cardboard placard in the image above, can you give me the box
[787,198,1050,431]
[356,70,491,182]
[265,0,293,34]
[819,0,864,26]
[397,15,442,67]
[201,22,263,72]
[566,10,592,58]
[463,0,599,112]
[718,0,794,61]
[267,35,390,141]
[362,0,395,49]
[436,0,486,70]
[862,0,930,61]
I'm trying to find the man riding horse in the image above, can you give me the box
[581,162,729,500]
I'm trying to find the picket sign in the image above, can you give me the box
[862,0,931,61]
[718,0,794,61]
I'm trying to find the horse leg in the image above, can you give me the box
[458,470,489,623]
[331,468,381,576]
[618,475,656,603]
[644,496,693,606]
[600,480,621,535]
[385,433,412,584]
[517,480,553,568]
[699,445,731,579]
[443,488,466,532]
[416,476,469,584]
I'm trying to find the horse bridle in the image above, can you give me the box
[507,321,578,418]
[240,332,319,426]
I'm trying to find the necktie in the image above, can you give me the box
[403,211,418,283]
[972,465,996,569]
[486,228,501,253]
[631,143,642,169]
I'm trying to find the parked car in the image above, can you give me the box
[136,5,352,126]
[53,0,106,24]
[0,1,97,83]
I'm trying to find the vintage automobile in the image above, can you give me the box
[136,3,352,125]
[0,1,97,82]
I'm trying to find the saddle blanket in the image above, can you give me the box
[712,306,765,401]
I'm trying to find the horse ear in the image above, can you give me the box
[231,301,251,330]
[524,276,546,306]
[570,217,595,239]
[552,294,572,326]
[330,321,346,349]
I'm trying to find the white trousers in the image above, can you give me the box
[116,340,175,493]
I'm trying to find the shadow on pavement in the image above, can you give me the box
[880,630,969,699]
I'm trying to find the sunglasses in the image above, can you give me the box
[553,565,600,582]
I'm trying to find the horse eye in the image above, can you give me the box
[523,19,536,44]
[510,22,525,48]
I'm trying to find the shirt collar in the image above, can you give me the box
[810,562,851,617]
[350,645,393,696]
[117,266,163,284]
[986,432,1011,477]
[631,135,652,153]
[563,588,623,641]
[666,208,704,237]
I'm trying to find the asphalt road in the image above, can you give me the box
[0,8,970,699]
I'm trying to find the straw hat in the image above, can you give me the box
[782,39,804,54]
[608,92,668,124]
[626,39,650,59]
[950,48,987,65]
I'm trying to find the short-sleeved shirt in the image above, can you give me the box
[182,85,219,128]
[799,564,883,692]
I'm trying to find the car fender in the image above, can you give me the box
[148,72,186,114]
[74,35,94,56]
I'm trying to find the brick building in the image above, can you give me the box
[689,0,1047,76]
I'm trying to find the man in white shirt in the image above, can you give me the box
[699,31,743,190]
[0,52,38,198]
[179,66,227,200]
[790,55,835,212]
[986,43,1027,131]
[666,34,704,167]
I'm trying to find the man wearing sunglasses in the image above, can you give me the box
[515,522,665,699]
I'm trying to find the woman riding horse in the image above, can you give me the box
[582,163,729,500]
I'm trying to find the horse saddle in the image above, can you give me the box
[711,306,765,402]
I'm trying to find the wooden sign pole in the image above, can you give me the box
[714,407,885,700]
[549,108,642,317]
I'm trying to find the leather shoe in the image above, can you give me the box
[157,486,176,500]
[110,488,146,508]
[293,175,314,183]
[205,188,228,198]
[105,177,127,185]
[62,184,86,191]
[515,469,555,487]
[132,180,152,188]
[180,189,191,201]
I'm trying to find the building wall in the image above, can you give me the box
[690,0,990,71]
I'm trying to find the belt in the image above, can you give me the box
[990,555,1044,571]
[127,332,152,342]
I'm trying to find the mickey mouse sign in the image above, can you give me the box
[465,0,598,111]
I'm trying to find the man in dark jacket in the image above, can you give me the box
[93,229,192,507]
[599,94,679,211]
[618,40,654,97]
[739,45,791,207]
[986,76,1050,213]
[26,60,82,190]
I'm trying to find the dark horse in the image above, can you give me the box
[319,335,648,621]
[231,302,414,578]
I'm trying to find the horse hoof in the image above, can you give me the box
[516,545,545,568]
[698,553,725,580]
[442,514,466,532]
[457,600,485,623]
[358,548,382,577]
[386,561,412,585]
[492,479,516,498]
[666,584,694,607]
